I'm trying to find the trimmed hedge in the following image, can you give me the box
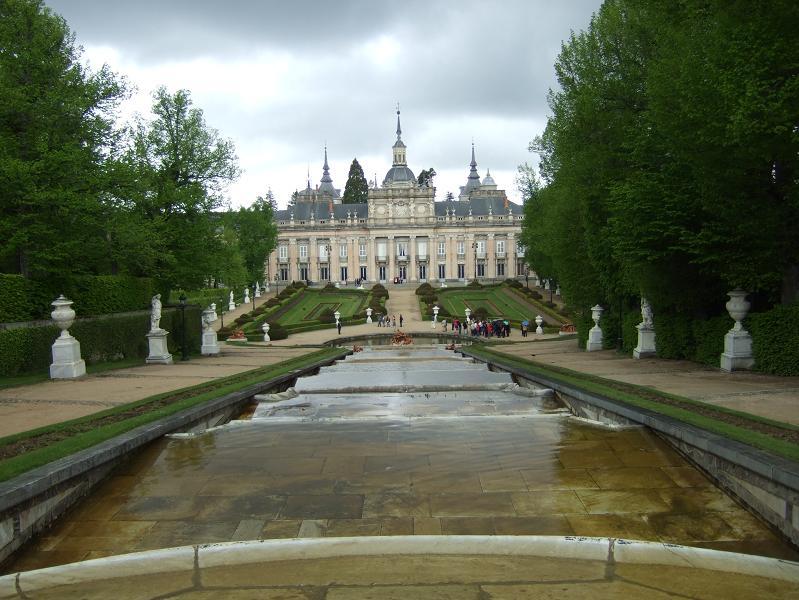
[0,274,155,322]
[0,306,201,377]
[750,303,799,375]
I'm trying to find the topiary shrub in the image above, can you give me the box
[266,322,289,340]
[265,298,280,307]
[415,282,434,296]
[323,282,337,291]
[504,278,523,289]
[529,290,543,300]
[750,302,799,375]
[467,279,483,289]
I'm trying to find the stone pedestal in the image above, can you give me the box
[586,304,604,352]
[366,308,373,324]
[50,335,86,379]
[49,295,86,379]
[535,315,544,335]
[201,330,220,356]
[146,329,173,364]
[633,325,656,359]
[720,289,754,372]
[720,330,754,372]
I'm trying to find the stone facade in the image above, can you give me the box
[267,112,525,285]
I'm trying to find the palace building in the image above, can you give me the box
[267,111,525,285]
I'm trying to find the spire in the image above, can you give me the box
[321,145,332,183]
[470,142,477,169]
[396,103,402,140]
[318,145,340,198]
[463,142,482,196]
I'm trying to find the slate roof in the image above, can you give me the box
[276,196,522,222]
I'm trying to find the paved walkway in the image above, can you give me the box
[1,285,796,435]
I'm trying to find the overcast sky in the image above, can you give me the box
[45,0,602,209]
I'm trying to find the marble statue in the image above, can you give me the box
[150,294,162,331]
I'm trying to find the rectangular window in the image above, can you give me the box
[438,241,445,256]
[397,242,408,257]
[278,246,288,260]
[417,240,427,258]
[359,243,367,258]
[496,262,505,277]
[377,240,387,260]
[279,267,288,281]
[339,244,347,258]
[379,265,387,281]
[438,264,446,279]
[516,243,525,257]
[457,264,465,279]
[340,266,348,281]
[359,266,367,281]
[319,244,329,259]
[457,241,465,256]
[477,263,485,277]
[476,240,486,255]
[496,240,505,255]
[299,245,308,258]
[320,266,329,281]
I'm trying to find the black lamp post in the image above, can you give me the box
[525,267,530,289]
[179,293,189,361]
[274,273,280,296]
[471,242,478,280]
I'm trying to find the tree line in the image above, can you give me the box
[520,0,798,343]
[0,0,277,296]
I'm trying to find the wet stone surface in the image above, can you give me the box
[6,346,798,573]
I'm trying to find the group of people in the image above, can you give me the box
[442,318,512,338]
[376,314,403,328]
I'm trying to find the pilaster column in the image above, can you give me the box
[409,234,417,282]
[288,238,297,281]
[506,232,515,277]
[487,233,496,279]
[387,235,395,281]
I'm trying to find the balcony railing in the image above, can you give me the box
[495,251,506,258]
[298,255,309,263]
[318,256,329,262]
[397,255,408,262]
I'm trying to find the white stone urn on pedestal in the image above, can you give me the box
[366,307,373,324]
[432,305,439,328]
[465,308,471,323]
[586,304,604,352]
[535,315,544,335]
[244,287,251,305]
[201,308,220,355]
[262,322,271,343]
[720,289,754,371]
[49,295,86,379]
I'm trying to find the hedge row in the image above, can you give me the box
[0,274,156,322]
[0,306,202,377]
[750,303,799,375]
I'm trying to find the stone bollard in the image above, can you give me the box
[586,304,604,352]
[49,295,86,379]
[720,289,754,372]
[201,308,220,355]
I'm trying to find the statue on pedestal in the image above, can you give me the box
[150,294,162,331]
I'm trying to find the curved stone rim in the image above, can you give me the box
[4,535,799,595]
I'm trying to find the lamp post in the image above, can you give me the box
[471,241,478,280]
[325,244,333,282]
[179,293,189,361]
[274,273,280,297]
[251,284,256,312]
[525,267,530,289]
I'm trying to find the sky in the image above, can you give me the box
[44,0,602,210]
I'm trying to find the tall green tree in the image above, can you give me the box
[233,190,278,284]
[342,158,368,203]
[117,87,240,290]
[0,0,126,277]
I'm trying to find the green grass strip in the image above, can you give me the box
[0,348,344,482]
[467,346,799,462]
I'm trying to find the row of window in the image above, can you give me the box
[278,240,521,260]
[281,261,514,282]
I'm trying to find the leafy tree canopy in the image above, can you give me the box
[342,158,369,204]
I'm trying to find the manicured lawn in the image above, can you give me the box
[437,286,548,323]
[273,289,369,326]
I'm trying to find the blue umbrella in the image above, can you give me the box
[522,320,529,326]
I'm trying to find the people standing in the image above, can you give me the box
[337,320,342,335]
[392,315,397,328]
[399,314,404,328]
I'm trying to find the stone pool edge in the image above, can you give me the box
[459,347,799,548]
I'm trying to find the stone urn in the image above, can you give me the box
[366,307,373,324]
[51,295,76,338]
[535,315,544,335]
[586,304,604,352]
[432,305,439,328]
[590,304,604,327]
[262,322,271,343]
[725,289,750,332]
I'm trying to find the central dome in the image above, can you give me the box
[382,165,416,187]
